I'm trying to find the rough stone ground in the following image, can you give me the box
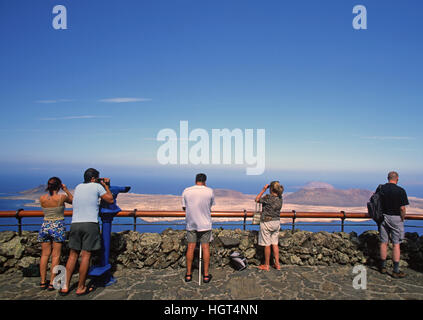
[1,265,423,300]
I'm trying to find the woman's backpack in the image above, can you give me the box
[252,202,261,225]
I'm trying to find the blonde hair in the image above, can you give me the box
[270,181,284,198]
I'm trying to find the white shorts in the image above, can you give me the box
[258,220,280,246]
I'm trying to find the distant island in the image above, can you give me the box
[2,182,423,220]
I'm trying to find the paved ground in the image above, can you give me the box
[1,265,423,300]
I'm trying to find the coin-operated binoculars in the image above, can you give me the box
[88,184,130,286]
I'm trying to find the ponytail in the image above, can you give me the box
[45,177,62,196]
[270,181,284,198]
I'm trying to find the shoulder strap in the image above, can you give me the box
[58,194,64,206]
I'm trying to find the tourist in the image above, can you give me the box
[59,168,114,296]
[38,177,73,291]
[182,173,215,283]
[378,171,409,278]
[255,181,283,271]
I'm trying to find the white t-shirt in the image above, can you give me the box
[72,183,107,223]
[182,185,215,231]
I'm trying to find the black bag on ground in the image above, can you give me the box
[367,184,384,225]
[22,263,40,277]
[229,252,247,271]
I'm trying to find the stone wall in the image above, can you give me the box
[1,228,423,274]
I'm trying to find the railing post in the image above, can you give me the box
[292,210,296,233]
[341,211,346,232]
[16,208,23,236]
[243,209,247,231]
[132,209,137,232]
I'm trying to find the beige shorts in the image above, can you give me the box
[258,220,280,246]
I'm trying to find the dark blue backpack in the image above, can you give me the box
[367,184,384,225]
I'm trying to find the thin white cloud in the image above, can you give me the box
[361,136,415,141]
[99,97,152,103]
[35,99,73,104]
[39,115,111,121]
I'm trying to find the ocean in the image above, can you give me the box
[1,194,422,236]
[0,173,422,235]
[1,171,422,197]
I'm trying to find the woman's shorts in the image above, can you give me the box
[258,220,280,246]
[38,220,66,243]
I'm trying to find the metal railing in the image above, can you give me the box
[1,209,423,235]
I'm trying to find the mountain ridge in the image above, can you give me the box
[2,182,423,210]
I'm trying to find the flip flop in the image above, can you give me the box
[76,285,96,296]
[257,265,270,271]
[203,274,212,283]
[59,288,70,296]
[272,264,281,270]
[184,274,192,282]
[39,281,49,290]
[47,283,56,291]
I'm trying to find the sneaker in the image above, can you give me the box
[379,267,387,274]
[392,271,406,278]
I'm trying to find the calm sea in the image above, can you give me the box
[1,194,422,235]
[0,173,422,235]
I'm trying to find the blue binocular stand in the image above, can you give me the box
[88,185,130,287]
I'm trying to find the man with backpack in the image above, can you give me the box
[377,171,409,278]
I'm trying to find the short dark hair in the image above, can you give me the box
[388,171,399,181]
[45,177,62,195]
[84,168,100,183]
[195,173,207,183]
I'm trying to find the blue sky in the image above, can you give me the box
[0,0,422,192]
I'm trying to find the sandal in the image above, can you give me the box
[184,274,192,282]
[39,281,49,290]
[76,284,96,296]
[203,274,212,283]
[47,283,56,291]
[59,288,70,296]
[257,265,270,271]
[272,264,281,270]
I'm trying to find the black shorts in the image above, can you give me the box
[68,222,101,252]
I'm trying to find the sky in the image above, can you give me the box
[0,0,422,194]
